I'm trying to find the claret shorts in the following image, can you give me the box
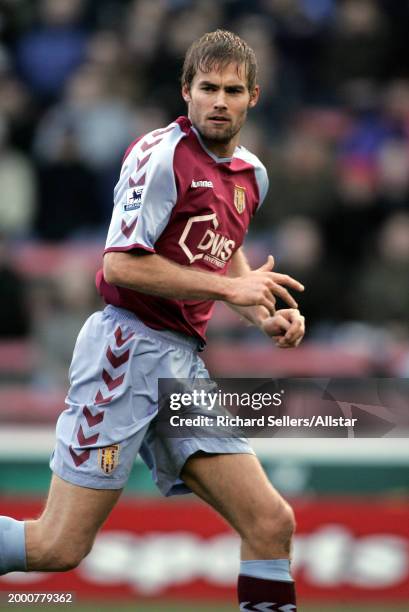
[50,305,253,495]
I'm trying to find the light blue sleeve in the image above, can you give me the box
[105,124,184,253]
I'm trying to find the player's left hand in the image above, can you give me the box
[261,308,305,348]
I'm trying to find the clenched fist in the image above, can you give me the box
[261,308,305,348]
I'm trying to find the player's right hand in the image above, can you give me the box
[225,255,304,312]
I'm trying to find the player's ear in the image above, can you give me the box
[182,83,191,103]
[248,84,260,109]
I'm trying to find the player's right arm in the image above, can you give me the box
[103,251,302,312]
[103,124,303,312]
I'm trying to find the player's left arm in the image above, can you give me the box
[226,248,305,348]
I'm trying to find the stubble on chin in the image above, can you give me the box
[199,123,238,145]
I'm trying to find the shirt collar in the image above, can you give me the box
[191,124,237,164]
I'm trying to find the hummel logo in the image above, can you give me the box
[191,179,213,188]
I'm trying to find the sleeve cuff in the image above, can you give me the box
[104,243,156,255]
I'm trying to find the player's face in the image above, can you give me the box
[182,62,259,157]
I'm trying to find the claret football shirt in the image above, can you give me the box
[96,116,269,342]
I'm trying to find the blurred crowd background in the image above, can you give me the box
[1,0,409,387]
[1,4,409,607]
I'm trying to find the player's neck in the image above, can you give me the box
[199,133,239,159]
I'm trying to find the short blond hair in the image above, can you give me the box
[182,29,258,92]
